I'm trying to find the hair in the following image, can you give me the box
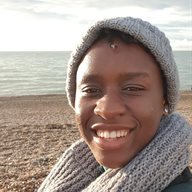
[91,29,167,103]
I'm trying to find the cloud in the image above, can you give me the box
[82,0,191,10]
[0,1,78,20]
[0,0,191,50]
[1,1,191,23]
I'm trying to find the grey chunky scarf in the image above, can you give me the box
[38,113,192,192]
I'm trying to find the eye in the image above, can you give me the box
[122,85,145,94]
[123,87,143,91]
[81,86,102,96]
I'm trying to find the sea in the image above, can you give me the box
[0,51,192,97]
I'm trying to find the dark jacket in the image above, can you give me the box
[163,167,192,192]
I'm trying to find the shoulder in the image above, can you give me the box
[163,167,192,192]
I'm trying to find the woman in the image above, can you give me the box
[38,17,192,192]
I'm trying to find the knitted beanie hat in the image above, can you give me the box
[65,16,179,113]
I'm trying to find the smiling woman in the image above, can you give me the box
[38,17,192,192]
[75,38,165,169]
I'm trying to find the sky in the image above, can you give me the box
[0,0,191,51]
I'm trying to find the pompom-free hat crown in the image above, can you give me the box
[65,16,179,113]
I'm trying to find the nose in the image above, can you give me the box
[94,93,126,120]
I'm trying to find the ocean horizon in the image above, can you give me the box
[0,51,192,97]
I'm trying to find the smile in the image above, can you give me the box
[96,130,128,139]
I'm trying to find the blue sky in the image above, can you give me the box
[0,0,191,51]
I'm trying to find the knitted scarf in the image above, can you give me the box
[38,113,192,192]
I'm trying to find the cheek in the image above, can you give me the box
[129,94,164,117]
[75,101,95,144]
[129,98,164,133]
[75,110,87,140]
[75,96,94,131]
[74,91,82,116]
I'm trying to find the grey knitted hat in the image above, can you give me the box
[65,16,179,113]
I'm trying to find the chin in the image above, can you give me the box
[93,150,130,169]
[99,159,126,169]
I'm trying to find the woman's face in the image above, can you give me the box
[75,39,165,168]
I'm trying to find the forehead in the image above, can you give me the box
[77,40,161,83]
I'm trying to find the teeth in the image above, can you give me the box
[104,131,110,138]
[96,130,128,139]
[100,131,104,138]
[117,131,121,137]
[110,131,116,138]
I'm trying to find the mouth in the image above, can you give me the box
[96,130,128,139]
[90,123,136,150]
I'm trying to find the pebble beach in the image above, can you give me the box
[0,92,192,192]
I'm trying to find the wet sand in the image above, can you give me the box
[0,92,191,191]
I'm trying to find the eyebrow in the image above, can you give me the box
[78,74,101,84]
[119,72,150,81]
[78,72,150,84]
